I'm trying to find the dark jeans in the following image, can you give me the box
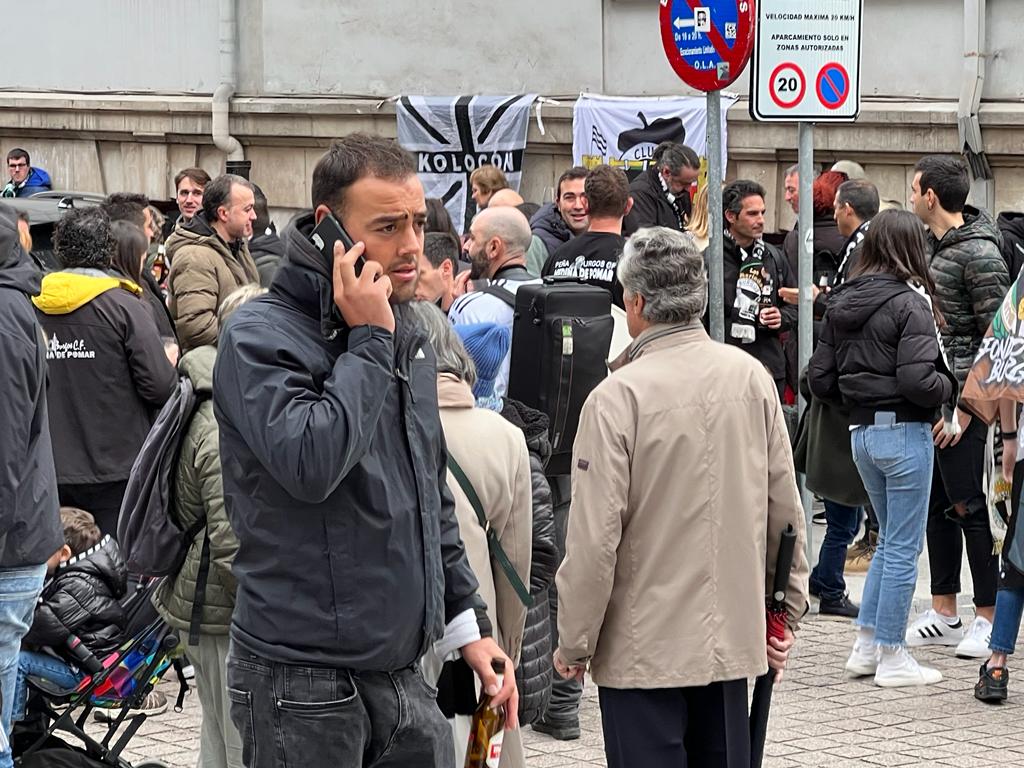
[599,680,750,768]
[810,499,861,601]
[226,643,452,768]
[58,480,129,542]
[544,475,582,726]
[927,417,997,607]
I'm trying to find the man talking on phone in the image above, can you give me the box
[213,134,517,767]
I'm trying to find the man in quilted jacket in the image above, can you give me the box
[907,154,1011,656]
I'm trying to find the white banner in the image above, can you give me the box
[397,94,536,234]
[572,94,735,181]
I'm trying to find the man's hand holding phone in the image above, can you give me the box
[332,241,395,334]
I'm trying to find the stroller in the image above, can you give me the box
[12,577,189,768]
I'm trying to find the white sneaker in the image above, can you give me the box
[874,647,943,687]
[955,617,993,659]
[905,609,964,647]
[845,641,879,677]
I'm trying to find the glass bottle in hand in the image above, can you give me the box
[464,659,506,768]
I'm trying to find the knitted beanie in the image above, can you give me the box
[454,322,511,401]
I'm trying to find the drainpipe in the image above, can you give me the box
[957,0,993,212]
[213,0,245,167]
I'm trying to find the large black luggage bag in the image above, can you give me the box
[505,278,614,475]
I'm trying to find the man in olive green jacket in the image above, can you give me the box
[167,174,259,353]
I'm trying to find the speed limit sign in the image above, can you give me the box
[750,0,863,121]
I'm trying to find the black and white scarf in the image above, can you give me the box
[728,232,770,344]
[657,172,687,230]
[835,220,871,285]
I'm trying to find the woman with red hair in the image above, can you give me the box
[782,170,849,283]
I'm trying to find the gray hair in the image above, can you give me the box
[218,284,267,331]
[473,206,533,257]
[617,227,707,325]
[407,301,477,387]
[652,142,700,173]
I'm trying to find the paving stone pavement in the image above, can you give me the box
[84,610,1022,768]
[73,530,1016,767]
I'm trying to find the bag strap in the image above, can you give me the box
[447,456,533,608]
[480,282,517,309]
[186,513,211,647]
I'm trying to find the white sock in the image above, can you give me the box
[879,644,903,659]
[856,627,875,647]
[939,613,960,626]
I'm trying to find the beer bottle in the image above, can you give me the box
[464,658,506,768]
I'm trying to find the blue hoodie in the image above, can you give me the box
[3,167,52,198]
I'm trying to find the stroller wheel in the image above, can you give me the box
[135,762,171,768]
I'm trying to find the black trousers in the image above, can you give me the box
[599,680,750,768]
[544,475,582,724]
[926,417,997,607]
[58,480,129,542]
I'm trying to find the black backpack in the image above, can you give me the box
[116,377,211,643]
[484,276,614,475]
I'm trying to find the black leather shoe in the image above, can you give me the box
[975,663,1008,704]
[819,594,860,618]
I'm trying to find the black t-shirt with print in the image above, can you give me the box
[541,231,625,308]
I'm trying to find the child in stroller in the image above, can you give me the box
[9,509,182,768]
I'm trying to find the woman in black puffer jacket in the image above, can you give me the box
[810,209,956,689]
[502,398,559,725]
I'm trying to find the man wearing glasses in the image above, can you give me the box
[2,149,52,198]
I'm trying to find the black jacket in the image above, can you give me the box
[140,270,176,341]
[714,237,797,380]
[250,229,285,289]
[33,271,177,485]
[213,212,486,670]
[530,203,574,261]
[808,273,956,425]
[24,536,128,662]
[622,167,691,236]
[996,211,1024,281]
[501,398,557,725]
[0,205,62,568]
[782,214,847,285]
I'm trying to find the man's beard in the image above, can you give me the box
[468,251,488,280]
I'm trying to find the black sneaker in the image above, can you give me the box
[532,718,581,741]
[975,663,1008,704]
[812,511,826,525]
[819,594,860,618]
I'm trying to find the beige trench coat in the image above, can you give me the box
[557,322,809,690]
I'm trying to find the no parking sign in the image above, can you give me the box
[750,0,863,121]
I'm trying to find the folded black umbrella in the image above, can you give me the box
[750,524,797,768]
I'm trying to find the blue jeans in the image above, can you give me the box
[990,588,1024,655]
[810,499,862,601]
[0,565,47,768]
[12,651,83,726]
[852,419,934,647]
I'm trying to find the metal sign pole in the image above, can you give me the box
[797,121,815,564]
[706,89,725,342]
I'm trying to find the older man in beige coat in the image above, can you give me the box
[554,227,809,768]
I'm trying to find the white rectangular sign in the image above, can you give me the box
[750,0,863,122]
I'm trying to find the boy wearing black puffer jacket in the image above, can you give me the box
[9,508,134,724]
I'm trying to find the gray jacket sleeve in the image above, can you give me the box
[213,323,396,504]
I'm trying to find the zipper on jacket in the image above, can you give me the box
[395,367,416,403]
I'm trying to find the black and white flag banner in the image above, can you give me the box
[397,94,537,234]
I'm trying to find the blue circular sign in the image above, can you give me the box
[660,0,756,92]
[815,63,851,110]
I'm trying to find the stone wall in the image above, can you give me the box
[3,93,1023,232]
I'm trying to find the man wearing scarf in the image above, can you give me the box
[712,180,796,399]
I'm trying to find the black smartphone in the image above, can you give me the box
[311,212,364,276]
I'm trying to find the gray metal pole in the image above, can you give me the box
[706,89,725,342]
[797,122,816,564]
